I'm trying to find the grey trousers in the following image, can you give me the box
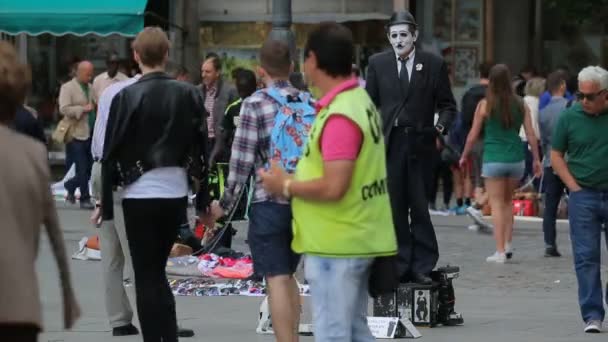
[92,161,135,328]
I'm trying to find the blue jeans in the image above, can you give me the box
[304,255,374,342]
[64,138,92,201]
[568,188,608,323]
[542,167,566,248]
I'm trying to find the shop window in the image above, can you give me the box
[428,0,484,86]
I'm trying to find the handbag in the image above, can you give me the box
[368,255,400,298]
[51,117,73,144]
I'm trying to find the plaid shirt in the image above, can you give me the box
[219,80,302,213]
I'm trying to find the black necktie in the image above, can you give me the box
[399,57,410,94]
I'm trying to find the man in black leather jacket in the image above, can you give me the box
[99,27,212,342]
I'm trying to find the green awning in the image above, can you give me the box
[0,0,148,36]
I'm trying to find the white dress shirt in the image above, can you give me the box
[92,71,128,103]
[91,75,140,160]
[396,48,416,82]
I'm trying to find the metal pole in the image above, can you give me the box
[268,0,296,63]
[533,0,543,70]
[183,0,200,82]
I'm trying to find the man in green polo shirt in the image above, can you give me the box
[551,65,608,334]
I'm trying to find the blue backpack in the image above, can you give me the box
[262,87,316,173]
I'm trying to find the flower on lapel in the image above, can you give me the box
[416,63,423,71]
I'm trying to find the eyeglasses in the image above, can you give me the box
[576,90,606,102]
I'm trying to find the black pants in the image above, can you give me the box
[0,324,39,342]
[387,129,439,278]
[542,167,566,248]
[122,197,186,342]
[428,151,453,207]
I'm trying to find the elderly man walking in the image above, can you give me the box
[551,66,608,333]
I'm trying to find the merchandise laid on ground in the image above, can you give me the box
[169,278,311,298]
[166,254,254,279]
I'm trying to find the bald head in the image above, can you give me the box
[77,61,94,84]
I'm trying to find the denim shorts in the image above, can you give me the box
[482,161,525,179]
[248,201,301,277]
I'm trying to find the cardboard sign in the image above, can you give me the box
[367,317,400,338]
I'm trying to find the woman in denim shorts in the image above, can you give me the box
[459,64,542,263]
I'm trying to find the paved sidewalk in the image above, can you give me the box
[36,206,608,341]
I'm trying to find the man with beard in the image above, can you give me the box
[366,11,456,284]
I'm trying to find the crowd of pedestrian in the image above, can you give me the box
[1,8,608,342]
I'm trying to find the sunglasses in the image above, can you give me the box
[576,90,606,102]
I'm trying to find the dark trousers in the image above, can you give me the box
[0,324,39,342]
[64,138,92,201]
[428,151,453,207]
[122,197,186,342]
[387,129,439,277]
[542,167,566,248]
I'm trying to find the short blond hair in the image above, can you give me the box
[132,26,170,67]
[524,77,546,97]
[0,41,31,123]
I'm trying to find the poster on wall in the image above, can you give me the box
[433,0,453,42]
[456,0,482,42]
[454,46,478,85]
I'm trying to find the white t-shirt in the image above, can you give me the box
[520,96,541,142]
[122,167,188,199]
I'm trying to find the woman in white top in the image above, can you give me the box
[519,77,545,186]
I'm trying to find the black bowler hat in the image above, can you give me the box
[386,10,418,30]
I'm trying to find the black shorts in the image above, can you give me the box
[248,201,301,277]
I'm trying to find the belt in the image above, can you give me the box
[93,157,101,162]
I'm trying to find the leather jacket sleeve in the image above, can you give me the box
[190,88,212,213]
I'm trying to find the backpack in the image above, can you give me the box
[262,87,316,172]
[447,111,466,152]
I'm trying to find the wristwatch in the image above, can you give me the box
[435,124,445,134]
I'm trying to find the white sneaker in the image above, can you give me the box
[466,206,493,232]
[468,224,480,232]
[486,252,507,263]
[584,320,602,333]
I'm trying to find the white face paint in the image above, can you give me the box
[388,24,417,57]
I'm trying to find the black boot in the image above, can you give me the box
[544,247,562,257]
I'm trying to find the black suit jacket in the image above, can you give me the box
[366,49,456,142]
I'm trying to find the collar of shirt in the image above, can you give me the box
[395,48,416,63]
[103,71,123,81]
[205,82,218,94]
[265,79,291,89]
[315,78,359,112]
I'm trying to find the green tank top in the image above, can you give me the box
[291,87,397,257]
[483,99,525,163]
